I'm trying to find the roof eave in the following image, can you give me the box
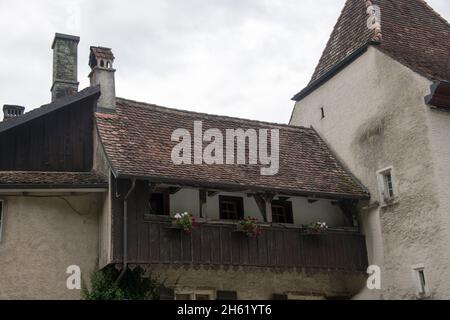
[0,85,101,134]
[115,173,369,200]
[0,184,108,190]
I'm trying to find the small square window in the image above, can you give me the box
[377,167,398,206]
[195,294,211,300]
[175,290,214,300]
[175,293,192,300]
[149,189,170,216]
[271,200,293,224]
[219,196,244,220]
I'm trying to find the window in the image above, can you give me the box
[0,200,3,242]
[149,190,170,215]
[412,264,430,298]
[175,290,214,300]
[219,196,244,220]
[377,167,398,206]
[271,200,293,224]
[320,107,325,119]
[175,293,192,300]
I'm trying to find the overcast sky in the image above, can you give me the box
[0,0,449,123]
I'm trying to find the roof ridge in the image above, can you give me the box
[116,97,312,132]
[0,171,104,175]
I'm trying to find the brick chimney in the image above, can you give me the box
[51,33,80,102]
[3,105,25,121]
[89,46,116,110]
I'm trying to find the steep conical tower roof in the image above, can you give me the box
[303,0,450,93]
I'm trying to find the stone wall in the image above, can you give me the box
[153,266,366,300]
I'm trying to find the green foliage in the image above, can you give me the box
[81,265,165,300]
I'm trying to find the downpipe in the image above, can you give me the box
[116,178,136,284]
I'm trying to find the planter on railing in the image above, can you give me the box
[171,212,197,234]
[235,217,262,238]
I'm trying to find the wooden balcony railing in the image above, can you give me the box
[121,219,368,272]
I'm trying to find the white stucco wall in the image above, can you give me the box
[93,131,113,268]
[425,108,450,298]
[169,188,350,227]
[170,188,200,217]
[290,46,448,299]
[0,194,101,299]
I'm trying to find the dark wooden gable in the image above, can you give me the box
[0,97,95,172]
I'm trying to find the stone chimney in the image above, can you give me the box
[89,46,116,110]
[51,33,80,102]
[3,105,25,121]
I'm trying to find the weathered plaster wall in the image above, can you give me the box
[291,46,443,299]
[93,131,112,268]
[0,194,100,299]
[170,189,350,227]
[153,266,366,300]
[425,108,450,298]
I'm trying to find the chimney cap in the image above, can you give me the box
[3,105,25,121]
[52,33,80,49]
[3,105,25,112]
[89,46,115,70]
[90,46,115,61]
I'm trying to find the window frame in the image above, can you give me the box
[219,196,244,220]
[271,200,294,224]
[175,289,215,300]
[149,188,170,216]
[0,199,4,243]
[412,264,430,298]
[320,106,325,120]
[376,166,399,206]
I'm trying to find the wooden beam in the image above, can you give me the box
[169,187,181,195]
[265,199,273,223]
[207,191,219,197]
[253,192,276,223]
[199,190,207,219]
[262,192,275,223]
[331,200,340,206]
[252,194,267,221]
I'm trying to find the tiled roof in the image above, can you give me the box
[0,171,108,189]
[308,0,450,85]
[95,98,368,199]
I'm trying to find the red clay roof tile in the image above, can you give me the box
[95,98,368,198]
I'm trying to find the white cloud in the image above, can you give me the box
[0,0,449,123]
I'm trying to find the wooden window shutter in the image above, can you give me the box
[216,290,237,300]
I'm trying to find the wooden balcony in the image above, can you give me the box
[120,218,368,272]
